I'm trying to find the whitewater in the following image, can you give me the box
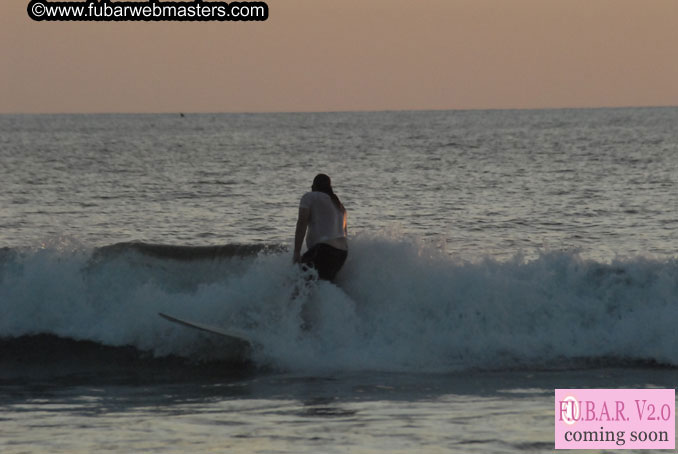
[2,231,678,373]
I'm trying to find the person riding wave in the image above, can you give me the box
[293,173,348,281]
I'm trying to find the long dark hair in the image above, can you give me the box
[312,173,345,212]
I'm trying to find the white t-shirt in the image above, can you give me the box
[299,191,347,249]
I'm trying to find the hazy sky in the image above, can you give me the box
[2,0,677,113]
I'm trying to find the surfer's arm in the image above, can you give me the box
[293,207,310,263]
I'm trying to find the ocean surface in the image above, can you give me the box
[1,107,678,453]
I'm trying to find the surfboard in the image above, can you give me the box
[158,312,251,346]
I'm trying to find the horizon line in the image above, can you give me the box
[1,104,677,116]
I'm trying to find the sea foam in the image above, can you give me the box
[1,233,677,373]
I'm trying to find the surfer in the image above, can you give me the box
[293,173,348,281]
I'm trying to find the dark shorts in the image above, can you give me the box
[301,243,348,281]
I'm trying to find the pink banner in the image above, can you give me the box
[555,389,675,450]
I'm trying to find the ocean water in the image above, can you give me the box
[1,108,678,453]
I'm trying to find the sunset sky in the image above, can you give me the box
[2,0,677,113]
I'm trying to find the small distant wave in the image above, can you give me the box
[94,241,286,261]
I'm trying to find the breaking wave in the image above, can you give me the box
[1,234,677,374]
